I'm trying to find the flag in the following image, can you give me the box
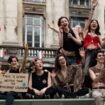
[36,51,45,59]
[0,48,5,58]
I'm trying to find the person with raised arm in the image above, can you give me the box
[0,42,28,105]
[48,16,82,64]
[83,0,101,75]
[7,42,28,73]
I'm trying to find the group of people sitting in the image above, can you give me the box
[0,45,105,105]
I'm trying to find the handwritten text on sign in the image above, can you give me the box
[0,73,28,92]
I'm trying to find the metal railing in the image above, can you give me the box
[0,45,57,69]
[0,45,57,59]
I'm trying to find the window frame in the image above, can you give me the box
[70,0,91,7]
[24,15,44,47]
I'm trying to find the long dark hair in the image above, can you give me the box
[57,16,70,27]
[88,19,101,35]
[55,54,69,72]
[57,16,76,37]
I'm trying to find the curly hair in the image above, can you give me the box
[8,56,18,64]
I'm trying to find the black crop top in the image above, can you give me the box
[63,30,79,51]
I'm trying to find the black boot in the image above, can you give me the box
[75,88,89,96]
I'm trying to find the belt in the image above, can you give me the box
[64,50,75,56]
[93,87,105,89]
[60,48,75,56]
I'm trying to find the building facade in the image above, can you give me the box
[0,0,105,47]
[23,0,69,48]
[0,0,24,46]
[93,0,105,38]
[69,0,91,28]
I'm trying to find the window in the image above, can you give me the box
[73,0,78,5]
[80,0,84,5]
[85,0,90,6]
[70,0,90,6]
[24,15,44,47]
[71,17,87,28]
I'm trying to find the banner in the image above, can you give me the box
[0,73,28,92]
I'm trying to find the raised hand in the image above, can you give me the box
[92,0,98,9]
[48,24,59,33]
[48,24,51,29]
[24,42,28,51]
[20,42,28,72]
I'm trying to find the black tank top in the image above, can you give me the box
[9,68,20,73]
[32,70,48,90]
[63,29,79,51]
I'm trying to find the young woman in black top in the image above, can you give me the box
[0,43,28,105]
[48,17,82,64]
[28,58,53,99]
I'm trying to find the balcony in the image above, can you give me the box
[0,45,57,69]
